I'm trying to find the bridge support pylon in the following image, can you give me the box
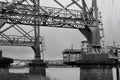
[29,46,47,76]
[77,54,116,80]
[80,65,113,80]
[31,46,41,60]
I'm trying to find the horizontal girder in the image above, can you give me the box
[0,35,42,46]
[0,2,95,29]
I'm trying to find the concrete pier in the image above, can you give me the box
[77,54,116,80]
[80,66,113,80]
[29,59,47,76]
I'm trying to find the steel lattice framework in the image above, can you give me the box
[0,0,101,59]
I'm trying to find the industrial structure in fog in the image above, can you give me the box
[62,40,120,65]
[62,49,81,64]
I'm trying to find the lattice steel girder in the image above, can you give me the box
[0,40,35,46]
[0,35,42,46]
[0,1,95,29]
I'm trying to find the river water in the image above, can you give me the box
[9,68,117,80]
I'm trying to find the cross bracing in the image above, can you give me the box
[0,1,95,29]
[0,0,101,59]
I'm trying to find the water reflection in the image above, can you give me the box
[6,68,49,80]
[47,68,80,80]
[8,68,118,80]
[9,68,29,73]
[9,68,80,80]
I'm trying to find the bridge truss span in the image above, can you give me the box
[0,1,95,29]
[0,35,45,46]
[0,0,100,59]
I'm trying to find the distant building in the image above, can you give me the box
[62,49,81,64]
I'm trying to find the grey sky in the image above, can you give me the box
[1,0,120,60]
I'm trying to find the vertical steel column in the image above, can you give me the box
[92,0,100,46]
[32,0,41,60]
[115,50,119,80]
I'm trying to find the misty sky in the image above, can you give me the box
[0,0,120,60]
